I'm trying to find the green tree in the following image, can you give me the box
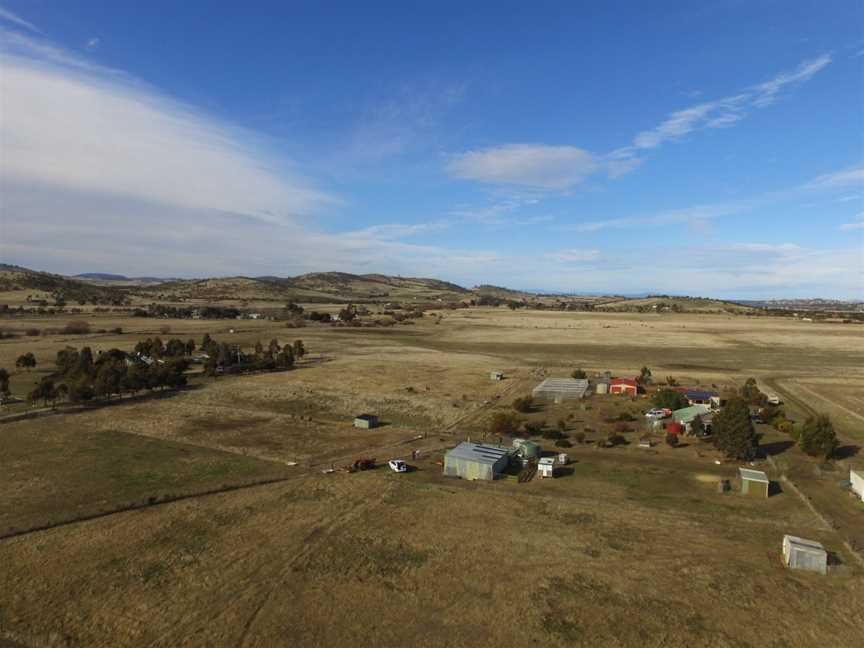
[652,388,689,411]
[56,347,80,375]
[292,339,306,359]
[741,377,765,406]
[690,414,705,436]
[0,368,10,402]
[165,338,186,357]
[185,338,196,355]
[798,414,838,460]
[712,398,760,460]
[254,340,264,356]
[16,352,37,370]
[488,412,519,436]
[637,366,652,385]
[76,346,95,378]
[571,368,587,379]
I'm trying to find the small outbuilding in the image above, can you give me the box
[538,456,555,479]
[595,382,609,395]
[353,414,379,429]
[782,535,828,575]
[443,442,510,481]
[490,371,504,381]
[851,469,864,501]
[609,378,638,396]
[532,378,589,402]
[512,438,542,462]
[739,467,770,498]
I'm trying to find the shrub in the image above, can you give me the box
[571,368,587,379]
[489,412,520,436]
[652,388,688,411]
[62,321,91,335]
[523,421,544,436]
[607,433,626,447]
[110,327,123,334]
[798,414,837,460]
[573,431,586,444]
[555,439,573,448]
[25,328,40,337]
[665,433,679,447]
[512,395,534,413]
[542,429,564,440]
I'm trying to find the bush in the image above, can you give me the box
[665,433,679,447]
[489,412,520,436]
[571,368,587,379]
[110,327,123,334]
[652,388,689,411]
[798,414,838,460]
[25,328,41,337]
[62,321,91,335]
[523,421,544,436]
[542,429,564,440]
[512,395,534,413]
[573,431,586,444]
[607,433,626,447]
[555,439,573,448]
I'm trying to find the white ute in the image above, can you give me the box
[388,459,408,473]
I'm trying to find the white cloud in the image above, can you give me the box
[805,166,864,190]
[839,212,864,231]
[547,249,602,263]
[85,37,100,51]
[0,6,42,34]
[632,55,831,151]
[446,144,599,190]
[0,30,336,223]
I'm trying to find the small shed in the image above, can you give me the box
[532,378,590,402]
[557,453,569,465]
[443,442,510,481]
[610,378,638,396]
[538,456,555,478]
[739,468,770,497]
[782,535,828,575]
[490,371,504,381]
[851,469,864,501]
[595,382,609,395]
[638,438,652,449]
[353,414,379,429]
[512,438,542,461]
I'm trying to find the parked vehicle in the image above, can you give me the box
[388,459,407,473]
[645,408,670,419]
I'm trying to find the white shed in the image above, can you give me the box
[490,371,504,381]
[851,469,864,501]
[538,456,555,479]
[782,535,827,575]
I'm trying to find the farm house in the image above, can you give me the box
[609,378,638,396]
[782,535,828,575]
[532,378,589,402]
[443,442,510,481]
[851,469,864,501]
[512,438,541,461]
[739,468,770,498]
[672,405,712,433]
[353,414,379,429]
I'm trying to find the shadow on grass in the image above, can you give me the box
[762,440,795,457]
[768,481,784,497]
[834,445,861,460]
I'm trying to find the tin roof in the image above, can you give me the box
[684,389,719,400]
[446,442,510,465]
[672,404,711,422]
[739,468,769,483]
[533,378,589,394]
[784,535,826,552]
[611,378,638,387]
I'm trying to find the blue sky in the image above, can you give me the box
[0,1,862,298]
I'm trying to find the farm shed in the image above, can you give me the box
[739,468,770,498]
[538,457,555,478]
[595,383,609,395]
[353,414,379,429]
[443,442,510,481]
[490,371,504,381]
[609,378,638,396]
[851,469,864,501]
[532,378,589,402]
[512,438,541,461]
[782,535,827,575]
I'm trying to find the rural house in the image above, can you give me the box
[444,442,510,481]
[850,469,864,501]
[782,535,828,575]
[672,404,712,433]
[353,414,379,429]
[609,378,638,396]
[532,378,589,402]
[681,388,719,407]
[739,468,770,498]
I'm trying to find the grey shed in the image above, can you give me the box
[443,442,510,481]
[739,468,770,498]
[782,535,827,575]
[532,378,589,403]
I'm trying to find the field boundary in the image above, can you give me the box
[0,475,293,542]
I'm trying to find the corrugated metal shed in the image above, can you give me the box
[443,442,510,481]
[739,467,770,497]
[532,378,589,402]
[672,404,711,424]
[783,535,827,575]
[512,438,541,460]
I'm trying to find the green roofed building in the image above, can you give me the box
[443,442,510,481]
[672,404,712,433]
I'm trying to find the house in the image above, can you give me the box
[353,414,379,429]
[609,378,638,396]
[739,467,770,498]
[538,456,555,478]
[512,438,541,461]
[782,535,827,575]
[443,442,510,481]
[532,378,589,402]
[490,371,504,381]
[683,389,719,407]
[672,404,712,433]
[850,469,864,501]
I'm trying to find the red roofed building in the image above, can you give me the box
[610,378,638,396]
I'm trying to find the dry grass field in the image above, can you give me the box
[1,307,863,647]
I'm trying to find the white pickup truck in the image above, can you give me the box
[388,459,407,473]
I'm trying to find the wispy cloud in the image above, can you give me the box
[630,54,831,151]
[804,166,864,190]
[0,29,336,222]
[85,37,100,51]
[839,213,864,231]
[0,6,42,34]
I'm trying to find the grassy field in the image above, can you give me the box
[0,307,862,646]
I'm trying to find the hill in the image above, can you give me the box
[593,295,757,314]
[0,265,128,305]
